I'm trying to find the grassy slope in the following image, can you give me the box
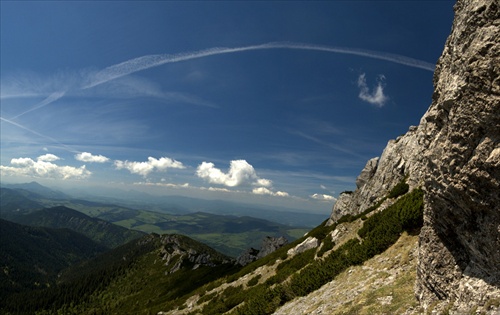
[274,232,421,314]
[156,187,424,315]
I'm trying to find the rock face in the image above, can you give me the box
[415,0,500,312]
[327,0,500,312]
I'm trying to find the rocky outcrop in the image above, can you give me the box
[257,236,288,258]
[287,236,318,257]
[159,234,233,273]
[355,157,379,189]
[236,236,288,266]
[327,0,499,312]
[328,192,353,224]
[327,125,429,225]
[236,248,260,266]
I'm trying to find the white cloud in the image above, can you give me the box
[75,152,110,163]
[0,155,91,180]
[196,160,266,187]
[37,153,60,162]
[114,156,185,177]
[357,73,388,107]
[133,181,189,188]
[252,187,289,197]
[196,159,290,197]
[256,178,273,188]
[208,187,232,193]
[310,193,337,202]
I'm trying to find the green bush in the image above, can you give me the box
[316,234,335,257]
[388,179,409,199]
[247,274,261,287]
[306,219,331,241]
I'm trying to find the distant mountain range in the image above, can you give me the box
[1,181,327,226]
[0,182,314,256]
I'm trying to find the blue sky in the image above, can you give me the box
[0,1,455,214]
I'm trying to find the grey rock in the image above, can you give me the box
[257,236,288,259]
[328,192,354,224]
[236,236,288,266]
[355,157,379,189]
[235,248,260,266]
[415,0,500,312]
[287,236,319,257]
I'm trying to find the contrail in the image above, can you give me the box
[83,41,435,89]
[10,91,66,120]
[11,42,436,118]
[0,116,79,153]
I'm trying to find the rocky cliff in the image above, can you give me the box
[328,0,499,312]
[416,0,499,312]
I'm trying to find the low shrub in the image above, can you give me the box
[388,179,409,199]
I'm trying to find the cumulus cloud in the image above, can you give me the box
[252,187,289,197]
[0,154,91,179]
[114,156,185,177]
[357,73,388,107]
[196,160,290,197]
[75,152,110,163]
[196,160,271,187]
[38,153,60,162]
[310,193,337,202]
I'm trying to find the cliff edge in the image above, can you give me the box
[416,0,499,312]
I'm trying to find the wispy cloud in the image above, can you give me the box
[133,181,190,189]
[10,91,66,120]
[0,154,91,180]
[289,130,367,159]
[3,41,433,119]
[357,73,388,107]
[0,116,79,153]
[114,156,185,177]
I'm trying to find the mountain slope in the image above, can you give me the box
[13,206,146,249]
[2,181,69,199]
[1,233,237,315]
[0,188,43,217]
[1,186,424,315]
[0,219,107,302]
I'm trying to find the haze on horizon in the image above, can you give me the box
[0,1,455,214]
